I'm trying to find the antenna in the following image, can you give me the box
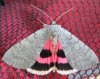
[31,4,53,22]
[55,7,74,22]
[36,18,48,28]
[36,18,45,24]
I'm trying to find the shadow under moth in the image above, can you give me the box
[2,4,99,75]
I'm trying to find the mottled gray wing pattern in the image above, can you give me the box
[59,28,99,70]
[2,28,47,69]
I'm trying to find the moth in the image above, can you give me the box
[2,4,99,75]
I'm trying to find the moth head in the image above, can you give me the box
[43,21,57,28]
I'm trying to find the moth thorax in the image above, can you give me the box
[45,24,61,38]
